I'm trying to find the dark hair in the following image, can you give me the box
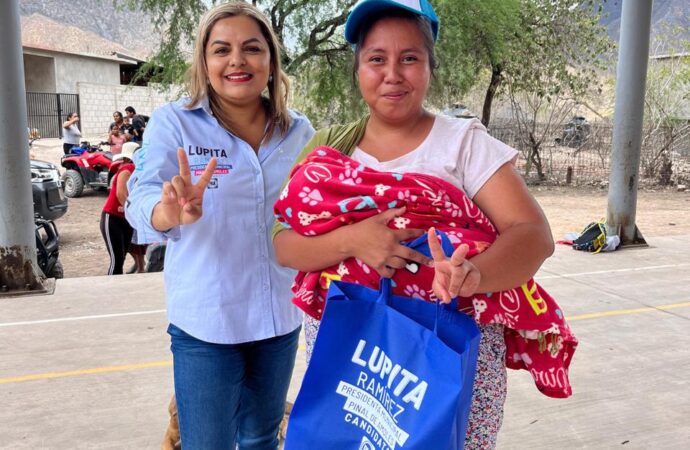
[67,112,78,119]
[351,9,437,85]
[125,106,136,114]
[113,111,123,119]
[110,124,119,130]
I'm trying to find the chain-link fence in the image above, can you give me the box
[488,121,690,186]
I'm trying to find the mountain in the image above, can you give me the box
[19,0,158,57]
[20,0,690,59]
[600,0,690,54]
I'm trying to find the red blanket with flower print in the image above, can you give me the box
[274,146,577,398]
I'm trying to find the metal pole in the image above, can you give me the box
[0,0,45,292]
[56,93,63,137]
[606,0,654,246]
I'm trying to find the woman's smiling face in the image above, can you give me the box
[356,17,432,124]
[205,15,271,108]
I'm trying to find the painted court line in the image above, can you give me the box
[1,302,689,386]
[568,301,690,321]
[536,262,690,280]
[0,361,172,384]
[0,309,166,328]
[1,263,686,328]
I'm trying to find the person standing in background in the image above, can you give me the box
[109,111,128,136]
[124,106,147,143]
[122,116,135,140]
[62,112,81,154]
[127,237,149,274]
[108,124,126,155]
[100,142,139,275]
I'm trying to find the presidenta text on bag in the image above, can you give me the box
[335,336,431,448]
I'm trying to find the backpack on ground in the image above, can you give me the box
[572,220,607,253]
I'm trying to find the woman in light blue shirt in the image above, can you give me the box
[125,3,314,448]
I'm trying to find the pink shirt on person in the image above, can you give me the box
[109,134,126,154]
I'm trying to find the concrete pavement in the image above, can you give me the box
[1,235,689,449]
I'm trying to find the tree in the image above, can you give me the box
[126,0,613,126]
[497,1,614,181]
[640,28,690,185]
[431,0,613,127]
[125,0,365,122]
[430,0,522,124]
[507,86,582,182]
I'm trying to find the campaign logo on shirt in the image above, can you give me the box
[190,164,233,177]
[191,163,232,191]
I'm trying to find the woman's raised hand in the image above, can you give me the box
[155,149,217,229]
[345,207,432,278]
[427,227,481,303]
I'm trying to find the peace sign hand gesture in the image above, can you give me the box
[153,148,217,230]
[427,227,481,303]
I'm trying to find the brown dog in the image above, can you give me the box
[161,394,293,449]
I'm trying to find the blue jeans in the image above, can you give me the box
[168,324,300,450]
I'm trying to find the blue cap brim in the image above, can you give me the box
[344,0,439,44]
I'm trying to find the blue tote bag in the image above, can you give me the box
[285,271,481,449]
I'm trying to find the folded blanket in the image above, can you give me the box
[274,146,577,398]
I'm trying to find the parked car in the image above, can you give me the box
[31,159,68,220]
[27,136,65,278]
[35,215,63,278]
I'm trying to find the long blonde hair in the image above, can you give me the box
[186,2,291,138]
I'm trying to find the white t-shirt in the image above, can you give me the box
[351,115,517,198]
[63,124,82,145]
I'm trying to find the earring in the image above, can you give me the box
[268,74,274,83]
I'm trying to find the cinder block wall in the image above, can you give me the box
[77,82,182,139]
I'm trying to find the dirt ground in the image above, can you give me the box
[31,138,690,279]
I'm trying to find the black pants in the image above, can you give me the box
[63,143,75,154]
[100,211,134,275]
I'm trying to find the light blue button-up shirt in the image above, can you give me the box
[125,97,314,344]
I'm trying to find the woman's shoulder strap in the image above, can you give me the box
[313,116,368,156]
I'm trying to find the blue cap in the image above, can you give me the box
[344,0,439,44]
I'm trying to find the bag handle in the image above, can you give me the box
[377,277,393,305]
[434,300,441,335]
[378,277,456,337]
[434,298,460,335]
[403,229,455,259]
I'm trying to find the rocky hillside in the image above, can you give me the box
[19,0,158,57]
[600,0,690,52]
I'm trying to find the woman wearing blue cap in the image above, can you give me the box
[273,0,556,447]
